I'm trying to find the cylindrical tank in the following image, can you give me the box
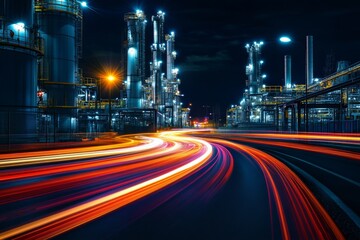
[36,0,80,107]
[124,11,146,108]
[166,32,175,82]
[0,0,39,142]
[245,42,263,94]
[151,11,165,109]
[36,0,82,134]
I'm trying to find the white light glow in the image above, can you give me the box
[128,47,137,56]
[13,22,25,32]
[280,36,291,43]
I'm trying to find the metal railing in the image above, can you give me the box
[35,0,83,18]
[0,20,44,54]
[308,61,360,92]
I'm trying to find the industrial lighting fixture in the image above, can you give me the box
[13,22,25,32]
[108,75,115,81]
[128,47,136,56]
[279,36,292,43]
[80,1,87,7]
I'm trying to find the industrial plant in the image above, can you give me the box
[227,36,360,132]
[0,0,185,144]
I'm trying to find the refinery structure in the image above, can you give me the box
[227,36,360,132]
[0,0,184,143]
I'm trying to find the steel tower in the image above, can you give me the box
[245,41,263,94]
[164,32,181,127]
[150,11,166,112]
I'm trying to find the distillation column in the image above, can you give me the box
[0,0,42,141]
[35,0,83,134]
[151,11,166,113]
[124,10,146,108]
[165,32,180,126]
[245,42,263,94]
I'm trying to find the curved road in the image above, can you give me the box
[0,130,359,239]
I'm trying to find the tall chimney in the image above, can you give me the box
[306,35,313,87]
[284,55,292,88]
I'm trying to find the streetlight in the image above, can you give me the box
[107,75,115,131]
[279,36,292,43]
[277,36,292,130]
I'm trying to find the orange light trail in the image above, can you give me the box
[0,130,234,239]
[206,137,345,240]
[1,130,355,239]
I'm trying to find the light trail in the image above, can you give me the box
[0,130,234,239]
[208,133,360,161]
[206,137,345,240]
[0,136,163,167]
[1,129,357,239]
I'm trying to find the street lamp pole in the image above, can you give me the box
[107,75,115,131]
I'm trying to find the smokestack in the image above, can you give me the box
[284,55,291,88]
[306,35,313,87]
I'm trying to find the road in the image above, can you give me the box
[0,130,359,239]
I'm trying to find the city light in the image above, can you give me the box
[128,47,136,56]
[108,75,115,82]
[280,36,292,43]
[13,22,25,32]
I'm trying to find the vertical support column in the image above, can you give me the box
[283,107,288,131]
[297,103,302,132]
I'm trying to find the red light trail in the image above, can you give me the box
[1,130,357,239]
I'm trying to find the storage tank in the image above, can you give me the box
[0,0,42,142]
[35,0,83,133]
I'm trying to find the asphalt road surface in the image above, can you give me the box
[0,129,359,239]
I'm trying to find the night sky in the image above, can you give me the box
[81,0,360,118]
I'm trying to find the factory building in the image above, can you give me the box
[227,37,360,132]
[0,5,184,144]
